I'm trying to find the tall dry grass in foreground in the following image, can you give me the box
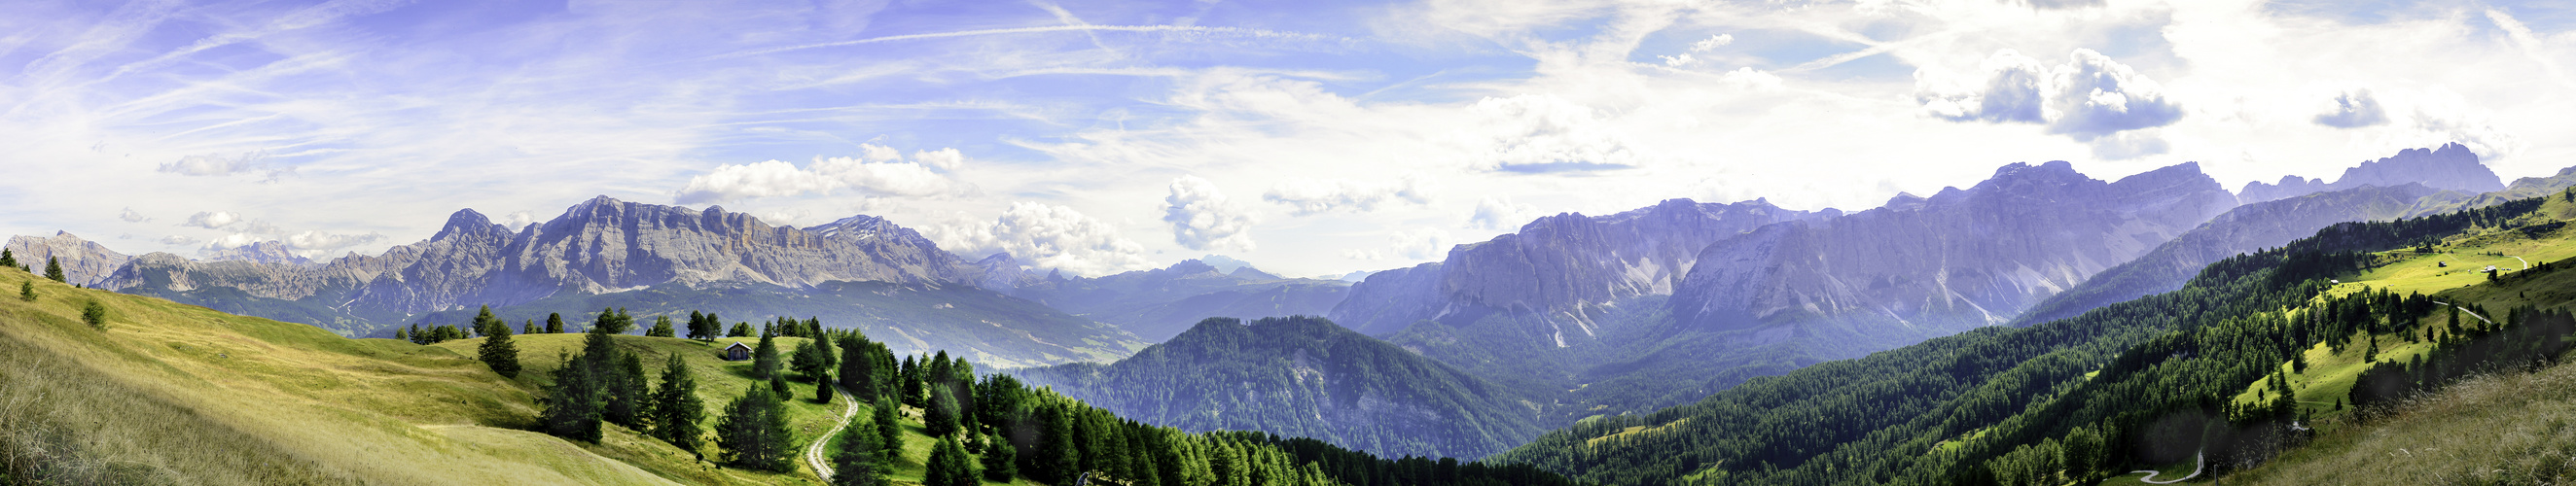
[0,306,360,485]
[2233,355,2576,485]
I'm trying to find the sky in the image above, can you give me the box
[2,0,2572,278]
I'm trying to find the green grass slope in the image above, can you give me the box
[0,270,672,485]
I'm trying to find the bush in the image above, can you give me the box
[80,301,106,330]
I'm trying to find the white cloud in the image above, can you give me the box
[157,151,290,182]
[1261,176,1436,215]
[119,207,150,223]
[1162,176,1256,252]
[926,202,1150,277]
[1916,49,2183,156]
[181,211,243,229]
[1392,228,1451,260]
[284,230,385,253]
[672,148,972,205]
[205,233,263,250]
[501,211,539,230]
[1462,94,1644,172]
[1469,197,1541,230]
[1692,34,1735,52]
[155,235,199,245]
[2314,88,2389,128]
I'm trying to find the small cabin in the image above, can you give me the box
[723,342,752,362]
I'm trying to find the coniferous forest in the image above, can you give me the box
[1497,195,2571,485]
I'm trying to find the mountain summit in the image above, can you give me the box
[2238,143,2502,202]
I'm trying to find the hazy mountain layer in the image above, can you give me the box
[1007,260,1350,341]
[1015,316,1543,459]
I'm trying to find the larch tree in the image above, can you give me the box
[476,306,520,378]
[715,385,795,472]
[43,256,63,283]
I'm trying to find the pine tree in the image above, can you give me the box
[478,309,521,378]
[652,353,706,460]
[0,249,16,268]
[1042,405,1079,484]
[80,300,106,330]
[729,322,752,337]
[924,435,979,486]
[873,396,904,458]
[647,315,676,337]
[546,312,565,333]
[394,327,409,342]
[716,385,795,472]
[687,310,715,341]
[523,319,537,335]
[794,339,835,383]
[927,387,961,437]
[832,410,890,486]
[817,372,837,403]
[43,257,64,283]
[983,434,1019,482]
[18,280,33,301]
[594,307,636,334]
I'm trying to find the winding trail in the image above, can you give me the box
[806,385,859,481]
[2433,301,2495,325]
[2131,451,2203,484]
[2514,256,2531,270]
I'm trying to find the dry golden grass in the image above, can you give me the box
[0,271,675,485]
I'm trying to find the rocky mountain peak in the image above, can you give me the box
[4,231,132,287]
[434,209,505,240]
[2239,144,2504,203]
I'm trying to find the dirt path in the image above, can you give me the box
[2132,451,2202,484]
[2433,301,2495,325]
[805,385,858,480]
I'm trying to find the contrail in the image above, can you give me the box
[700,24,1335,61]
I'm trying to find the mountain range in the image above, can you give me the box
[7,143,2532,467]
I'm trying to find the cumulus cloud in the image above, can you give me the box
[672,145,973,205]
[1261,176,1436,215]
[155,235,199,245]
[1462,94,1645,172]
[1162,176,1256,252]
[205,233,264,250]
[1469,197,1541,230]
[2314,88,2390,128]
[926,202,1149,276]
[501,211,539,230]
[284,230,385,253]
[158,151,291,182]
[1917,49,2183,156]
[119,207,150,223]
[1341,227,1453,261]
[181,211,243,229]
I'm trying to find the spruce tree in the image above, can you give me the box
[478,310,521,378]
[546,312,565,333]
[594,307,635,334]
[43,257,63,283]
[794,340,835,383]
[652,353,706,460]
[926,387,961,437]
[983,434,1019,482]
[522,320,537,335]
[729,322,751,337]
[687,310,714,341]
[873,396,904,458]
[18,280,33,301]
[394,327,409,342]
[541,351,605,442]
[753,329,783,378]
[716,385,795,471]
[817,372,837,403]
[924,435,979,486]
[606,351,652,428]
[0,248,16,268]
[840,339,878,400]
[900,356,924,407]
[647,315,676,337]
[832,411,890,486]
[80,300,106,330]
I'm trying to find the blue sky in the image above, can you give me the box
[3,0,2572,277]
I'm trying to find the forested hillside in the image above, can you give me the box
[1016,316,1545,460]
[1497,190,2576,485]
